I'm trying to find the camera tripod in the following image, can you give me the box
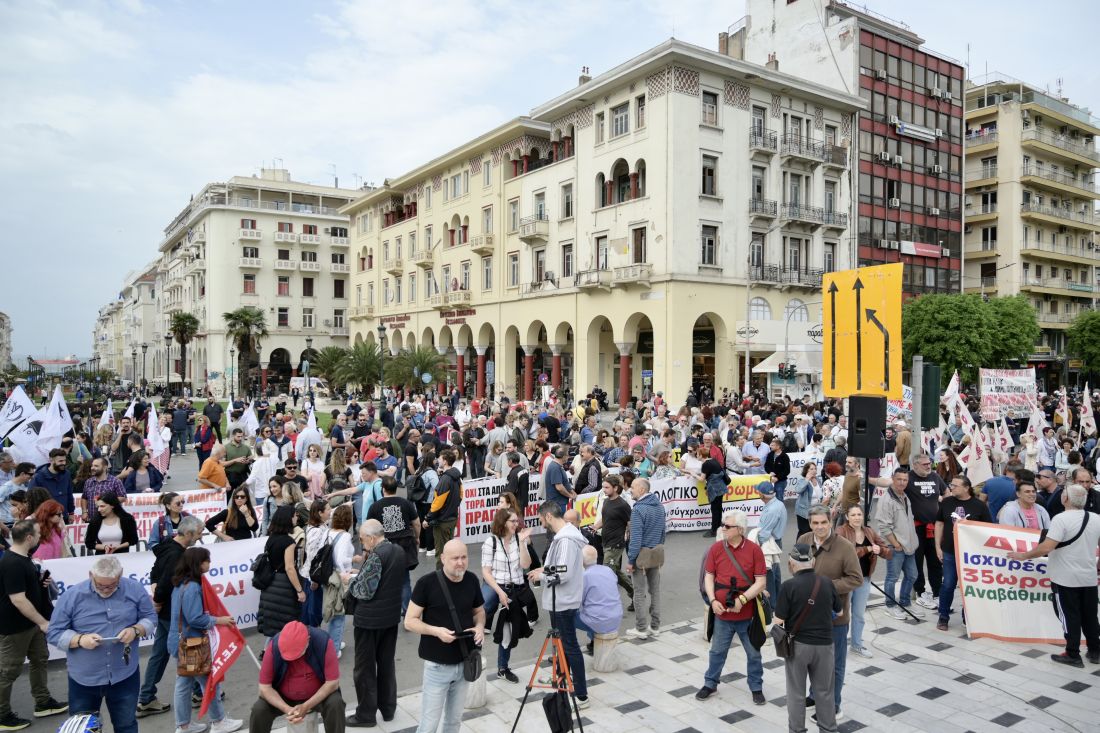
[510,579,585,732]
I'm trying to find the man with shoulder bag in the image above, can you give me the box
[774,543,841,733]
[624,478,666,639]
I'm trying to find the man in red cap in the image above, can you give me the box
[250,621,344,732]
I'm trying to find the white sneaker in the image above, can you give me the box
[851,645,873,659]
[426,550,436,557]
[210,718,243,733]
[626,628,650,639]
[885,606,906,621]
[907,605,926,619]
[175,724,209,733]
[575,696,591,710]
[916,593,937,610]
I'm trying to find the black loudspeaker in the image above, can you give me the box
[848,395,887,459]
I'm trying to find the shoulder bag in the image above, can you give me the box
[722,542,771,649]
[771,575,821,659]
[176,587,213,676]
[723,542,773,624]
[436,570,483,682]
[251,551,275,590]
[1039,511,1089,548]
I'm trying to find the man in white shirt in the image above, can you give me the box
[832,415,849,443]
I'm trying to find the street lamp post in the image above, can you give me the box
[164,333,173,397]
[141,343,148,396]
[783,300,822,399]
[304,336,314,409]
[229,347,236,402]
[131,348,137,395]
[377,323,387,402]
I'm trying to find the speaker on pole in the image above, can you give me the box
[848,395,887,458]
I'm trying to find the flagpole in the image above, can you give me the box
[245,642,263,670]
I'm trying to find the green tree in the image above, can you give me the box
[169,311,200,394]
[902,293,993,384]
[984,294,1040,366]
[223,306,269,393]
[385,346,448,390]
[336,342,383,395]
[1067,310,1100,373]
[311,346,349,388]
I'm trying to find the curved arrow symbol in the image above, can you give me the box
[828,282,838,390]
[853,278,864,390]
[866,307,890,391]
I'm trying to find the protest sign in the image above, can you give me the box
[64,488,252,547]
[887,385,913,422]
[979,368,1037,422]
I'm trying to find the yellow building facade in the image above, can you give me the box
[346,40,864,405]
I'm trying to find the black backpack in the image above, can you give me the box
[407,465,430,503]
[251,553,275,590]
[309,532,336,584]
[782,430,799,454]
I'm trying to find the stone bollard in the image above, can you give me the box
[465,654,488,708]
[592,631,620,673]
[286,711,319,733]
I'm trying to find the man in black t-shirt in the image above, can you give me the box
[934,475,992,631]
[594,478,633,596]
[904,454,949,610]
[404,539,484,732]
[367,477,421,616]
[274,459,309,495]
[0,520,66,727]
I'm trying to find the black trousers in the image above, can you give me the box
[353,625,398,722]
[912,526,942,596]
[248,689,345,733]
[709,496,723,535]
[1052,583,1100,658]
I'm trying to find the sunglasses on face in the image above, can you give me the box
[234,494,248,500]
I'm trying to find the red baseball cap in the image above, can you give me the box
[278,621,309,661]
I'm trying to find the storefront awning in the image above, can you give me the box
[752,350,824,375]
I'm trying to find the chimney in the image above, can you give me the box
[718,32,729,56]
[766,52,779,71]
[578,66,592,85]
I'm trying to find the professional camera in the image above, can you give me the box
[542,565,568,587]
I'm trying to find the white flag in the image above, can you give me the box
[0,386,37,440]
[146,402,166,457]
[995,418,1015,456]
[965,424,995,487]
[16,386,74,466]
[98,399,114,428]
[124,398,136,419]
[1056,391,1071,430]
[306,407,317,431]
[240,400,259,438]
[1080,384,1096,438]
[942,370,960,405]
[1024,407,1048,442]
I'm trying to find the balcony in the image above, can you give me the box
[521,277,563,295]
[1021,239,1099,264]
[965,241,999,260]
[966,202,998,223]
[1022,127,1100,165]
[383,257,403,275]
[274,259,297,271]
[518,215,549,242]
[330,326,349,336]
[330,236,349,247]
[749,129,778,156]
[348,305,374,319]
[821,210,849,230]
[469,234,495,256]
[574,269,612,290]
[749,198,777,221]
[822,144,849,169]
[964,130,999,150]
[429,294,446,309]
[330,263,350,274]
[750,264,824,289]
[1021,165,1099,197]
[966,165,998,183]
[1021,201,1100,230]
[299,233,321,245]
[612,263,653,287]
[1021,276,1098,295]
[780,203,825,228]
[238,257,262,268]
[190,229,206,244]
[182,258,206,277]
[445,290,472,306]
[1037,312,1082,327]
[274,231,298,244]
[239,228,262,241]
[299,261,321,272]
[409,249,434,268]
[780,134,825,164]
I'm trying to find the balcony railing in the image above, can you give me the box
[239,228,262,241]
[822,210,849,229]
[274,232,298,243]
[749,198,777,218]
[429,294,446,309]
[749,129,778,153]
[1022,276,1097,292]
[1021,128,1100,163]
[299,261,321,272]
[190,229,206,243]
[521,278,561,295]
[330,326,349,336]
[964,130,999,146]
[1021,239,1099,260]
[967,165,998,180]
[518,215,549,242]
[1038,312,1084,324]
[410,249,434,268]
[1021,201,1100,228]
[349,305,374,319]
[574,269,611,289]
[780,203,825,225]
[750,264,824,288]
[330,236,349,247]
[445,290,472,306]
[274,260,296,270]
[1022,165,1100,194]
[238,257,262,268]
[469,234,495,255]
[330,263,350,273]
[980,276,998,287]
[613,263,653,286]
[823,145,849,168]
[383,257,403,274]
[780,134,825,162]
[299,234,321,245]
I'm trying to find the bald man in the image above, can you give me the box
[405,539,485,731]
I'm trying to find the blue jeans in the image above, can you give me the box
[138,617,170,704]
[417,661,466,733]
[703,617,763,692]
[766,562,781,606]
[69,668,140,733]
[849,577,871,649]
[884,550,917,608]
[327,614,346,654]
[171,430,187,455]
[550,609,587,699]
[809,624,848,710]
[575,615,595,642]
[481,585,513,670]
[938,552,957,622]
[174,672,225,727]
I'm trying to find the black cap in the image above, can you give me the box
[789,543,813,562]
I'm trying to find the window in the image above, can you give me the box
[561,183,573,218]
[482,206,493,233]
[382,279,390,303]
[441,265,451,293]
[701,155,718,196]
[303,224,317,235]
[533,248,546,282]
[611,103,629,137]
[424,185,432,209]
[508,253,519,287]
[483,160,492,187]
[333,279,345,298]
[395,236,403,258]
[451,174,462,199]
[636,95,646,128]
[425,225,433,249]
[368,283,375,305]
[596,235,609,270]
[243,274,256,294]
[701,225,718,266]
[302,277,314,297]
[242,246,259,258]
[595,112,605,143]
[824,181,837,212]
[751,106,766,135]
[331,226,347,237]
[463,170,469,194]
[409,232,416,253]
[424,273,433,299]
[752,166,766,201]
[241,218,257,230]
[509,200,519,231]
[786,237,802,271]
[302,308,314,329]
[408,273,416,302]
[749,297,772,320]
[750,232,765,268]
[533,192,546,220]
[278,248,290,260]
[394,277,402,303]
[461,261,470,290]
[331,252,345,264]
[631,227,647,264]
[277,307,289,327]
[355,284,361,306]
[333,310,345,328]
[277,222,293,233]
[277,276,290,297]
[824,243,836,273]
[784,299,810,322]
[482,256,493,290]
[701,91,719,125]
[562,243,574,278]
[301,250,317,262]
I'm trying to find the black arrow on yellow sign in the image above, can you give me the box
[828,281,838,390]
[853,277,864,390]
[866,308,890,391]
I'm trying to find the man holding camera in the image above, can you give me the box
[527,503,589,709]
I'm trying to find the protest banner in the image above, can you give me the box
[40,537,265,660]
[953,520,1076,644]
[456,475,546,542]
[979,368,1037,422]
[887,385,913,422]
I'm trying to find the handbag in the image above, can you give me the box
[636,544,665,569]
[435,570,482,682]
[771,575,821,659]
[176,592,213,677]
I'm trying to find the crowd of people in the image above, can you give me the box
[0,380,1097,732]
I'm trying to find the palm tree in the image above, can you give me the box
[385,346,447,390]
[311,345,349,388]
[336,342,383,395]
[223,307,268,394]
[169,312,200,396]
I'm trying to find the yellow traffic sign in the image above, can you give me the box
[822,263,902,399]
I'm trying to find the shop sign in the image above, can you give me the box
[441,308,476,325]
[381,314,411,324]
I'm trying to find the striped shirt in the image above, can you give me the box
[481,533,524,585]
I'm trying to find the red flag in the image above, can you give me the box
[199,577,245,718]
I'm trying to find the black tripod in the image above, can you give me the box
[511,578,585,733]
[870,579,924,622]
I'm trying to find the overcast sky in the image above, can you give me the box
[2,0,1097,360]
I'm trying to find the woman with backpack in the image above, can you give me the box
[413,449,440,556]
[301,500,332,626]
[319,504,355,657]
[257,506,305,642]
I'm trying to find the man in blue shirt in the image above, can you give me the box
[741,431,770,476]
[46,556,156,733]
[575,545,624,654]
[981,462,1022,522]
[755,480,789,602]
[542,446,575,515]
[28,449,75,521]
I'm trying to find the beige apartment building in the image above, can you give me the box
[345,39,865,405]
[963,74,1100,388]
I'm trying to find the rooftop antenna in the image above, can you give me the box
[330,163,338,187]
[1057,77,1063,98]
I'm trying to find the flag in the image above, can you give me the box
[1024,406,1047,442]
[964,424,994,487]
[1056,391,1070,429]
[240,401,259,438]
[124,398,136,419]
[0,386,36,441]
[942,370,960,406]
[306,407,317,431]
[1080,384,1096,438]
[994,418,1015,457]
[198,578,245,719]
[12,386,73,466]
[146,402,166,457]
[98,399,114,428]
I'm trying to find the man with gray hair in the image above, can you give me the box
[47,555,156,733]
[0,452,14,487]
[625,478,667,640]
[1008,483,1100,667]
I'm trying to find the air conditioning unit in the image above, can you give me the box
[893,155,904,165]
[875,69,887,80]
[889,198,901,208]
[964,225,973,234]
[323,319,332,326]
[931,165,943,174]
[930,87,943,97]
[941,247,951,257]
[877,151,892,163]
[323,227,331,234]
[544,271,556,281]
[890,115,901,125]
[887,240,901,250]
[935,128,944,138]
[940,90,952,101]
[875,239,888,250]
[931,207,941,216]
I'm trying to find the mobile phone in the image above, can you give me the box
[99,636,122,643]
